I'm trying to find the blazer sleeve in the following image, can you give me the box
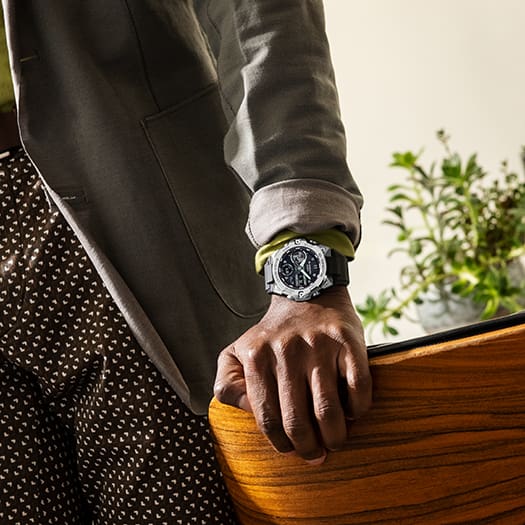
[192,0,363,249]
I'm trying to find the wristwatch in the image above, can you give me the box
[263,238,350,301]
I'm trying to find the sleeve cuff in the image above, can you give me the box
[246,178,362,249]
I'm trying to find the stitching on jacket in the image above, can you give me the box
[142,83,216,122]
[204,0,236,120]
[122,0,161,112]
[140,92,266,320]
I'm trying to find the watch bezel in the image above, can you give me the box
[271,239,332,301]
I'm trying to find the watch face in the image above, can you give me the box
[277,246,321,290]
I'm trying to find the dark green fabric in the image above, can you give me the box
[0,9,15,112]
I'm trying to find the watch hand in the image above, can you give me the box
[300,269,311,281]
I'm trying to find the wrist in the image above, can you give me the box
[270,284,350,306]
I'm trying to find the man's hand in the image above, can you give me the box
[214,286,372,464]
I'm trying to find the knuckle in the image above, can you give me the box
[283,417,310,442]
[315,401,341,423]
[213,381,238,406]
[245,344,271,367]
[258,416,284,438]
[335,319,363,340]
[337,325,354,342]
[213,381,229,401]
[345,326,366,348]
[276,335,303,356]
[305,331,330,349]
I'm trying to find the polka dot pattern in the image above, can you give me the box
[0,148,238,524]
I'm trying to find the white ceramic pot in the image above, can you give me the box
[415,284,484,334]
[416,258,525,333]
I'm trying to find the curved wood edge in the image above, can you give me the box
[370,321,525,365]
[209,321,525,524]
[367,311,525,358]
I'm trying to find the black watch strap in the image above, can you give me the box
[326,251,350,286]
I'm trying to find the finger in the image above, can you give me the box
[214,347,251,412]
[338,340,372,420]
[243,346,294,454]
[309,355,346,451]
[276,342,326,462]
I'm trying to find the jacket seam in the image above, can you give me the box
[204,0,236,120]
[142,82,216,122]
[122,0,161,113]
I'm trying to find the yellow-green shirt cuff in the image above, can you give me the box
[255,229,355,274]
[0,10,15,113]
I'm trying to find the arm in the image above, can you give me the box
[193,0,362,246]
[194,0,371,463]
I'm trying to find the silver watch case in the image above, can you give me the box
[266,238,334,301]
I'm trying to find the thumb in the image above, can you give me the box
[214,347,252,413]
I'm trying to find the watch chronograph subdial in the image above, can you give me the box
[281,263,294,277]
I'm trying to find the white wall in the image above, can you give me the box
[324,0,525,342]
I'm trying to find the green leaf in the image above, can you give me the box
[409,240,423,256]
[481,297,499,319]
[464,153,485,183]
[390,151,420,169]
[386,206,404,219]
[387,184,411,193]
[387,326,399,336]
[442,153,463,184]
[390,193,414,203]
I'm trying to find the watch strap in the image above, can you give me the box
[326,250,350,286]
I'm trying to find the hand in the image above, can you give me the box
[214,286,372,464]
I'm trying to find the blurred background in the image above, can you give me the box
[324,0,525,343]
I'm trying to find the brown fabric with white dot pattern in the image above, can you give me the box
[0,147,238,524]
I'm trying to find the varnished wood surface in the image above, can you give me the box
[209,322,525,524]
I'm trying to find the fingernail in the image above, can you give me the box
[305,453,326,466]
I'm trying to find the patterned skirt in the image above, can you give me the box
[0,147,237,524]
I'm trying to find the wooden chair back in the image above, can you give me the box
[209,316,525,524]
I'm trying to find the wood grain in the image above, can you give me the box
[208,323,525,524]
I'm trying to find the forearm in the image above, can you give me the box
[193,0,363,248]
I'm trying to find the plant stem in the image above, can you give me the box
[410,166,439,248]
[373,272,449,328]
[463,184,480,250]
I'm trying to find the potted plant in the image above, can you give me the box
[357,130,525,339]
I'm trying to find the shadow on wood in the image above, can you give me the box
[208,317,525,524]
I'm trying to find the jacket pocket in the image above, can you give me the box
[142,84,269,318]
